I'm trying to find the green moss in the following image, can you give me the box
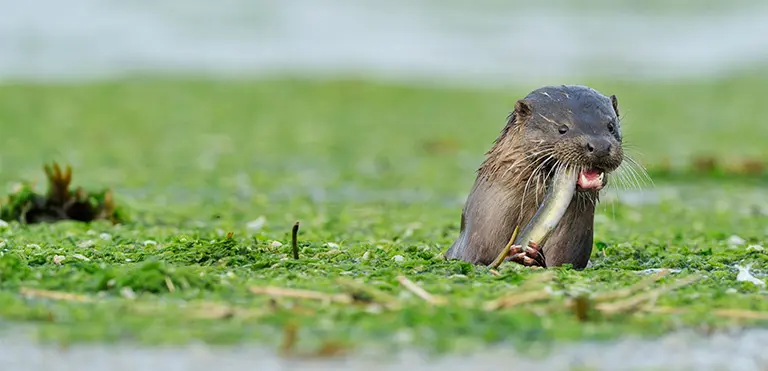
[0,73,766,354]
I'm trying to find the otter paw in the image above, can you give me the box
[506,241,545,267]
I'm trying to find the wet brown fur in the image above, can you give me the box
[444,85,624,269]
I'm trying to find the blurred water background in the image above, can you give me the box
[2,0,768,86]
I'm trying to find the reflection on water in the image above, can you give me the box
[2,0,768,85]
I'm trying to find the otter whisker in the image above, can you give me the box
[616,160,646,190]
[577,191,594,211]
[619,141,644,155]
[502,148,556,180]
[618,174,634,191]
[485,146,550,183]
[622,170,640,191]
[523,147,557,162]
[533,155,558,194]
[512,155,548,209]
[534,171,543,206]
[520,154,556,216]
[503,156,549,188]
[624,156,653,186]
[512,148,556,171]
[616,162,641,190]
[513,155,553,185]
[611,166,634,190]
[540,158,565,207]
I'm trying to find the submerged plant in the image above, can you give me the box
[0,162,127,224]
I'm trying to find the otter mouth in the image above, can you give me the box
[576,168,605,191]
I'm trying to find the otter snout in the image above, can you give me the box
[584,138,612,159]
[568,136,623,191]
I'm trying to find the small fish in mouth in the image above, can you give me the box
[577,168,605,190]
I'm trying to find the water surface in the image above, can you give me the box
[2,0,768,85]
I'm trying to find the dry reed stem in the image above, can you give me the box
[711,309,768,320]
[165,276,176,293]
[483,271,556,311]
[592,269,670,303]
[644,306,768,320]
[484,289,552,311]
[595,274,701,315]
[249,286,353,304]
[20,287,94,303]
[128,301,265,320]
[336,277,401,309]
[397,275,446,305]
[519,271,556,288]
[185,302,267,320]
[490,225,519,269]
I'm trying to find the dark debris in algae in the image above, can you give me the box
[0,162,128,225]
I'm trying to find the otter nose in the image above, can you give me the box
[585,139,612,158]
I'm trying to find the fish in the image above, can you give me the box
[490,166,578,268]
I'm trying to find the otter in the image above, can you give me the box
[444,85,624,269]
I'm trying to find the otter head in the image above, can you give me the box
[512,85,624,192]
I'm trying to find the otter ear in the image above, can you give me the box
[610,94,620,117]
[513,99,533,123]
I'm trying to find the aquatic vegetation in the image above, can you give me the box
[0,75,765,355]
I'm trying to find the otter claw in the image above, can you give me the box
[505,241,545,267]
[508,252,539,267]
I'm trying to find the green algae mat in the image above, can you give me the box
[0,75,766,356]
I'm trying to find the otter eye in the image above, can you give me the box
[558,125,568,134]
[607,123,615,133]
